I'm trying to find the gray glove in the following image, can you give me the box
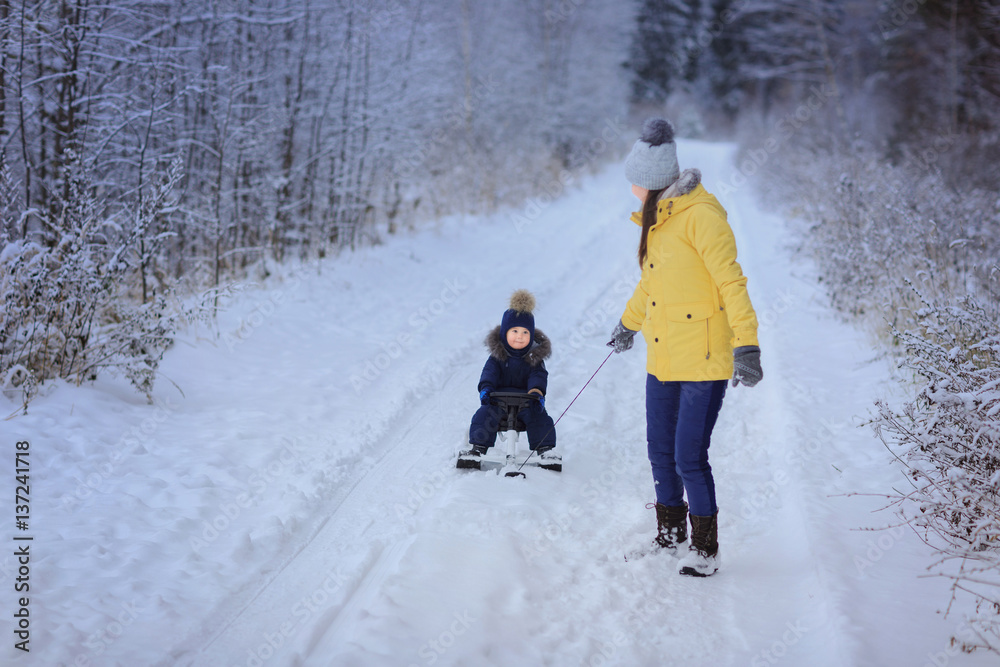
[732,346,762,387]
[607,320,637,353]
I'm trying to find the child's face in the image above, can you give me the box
[506,326,531,350]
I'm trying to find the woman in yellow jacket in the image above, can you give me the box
[609,118,763,577]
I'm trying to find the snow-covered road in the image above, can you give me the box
[3,141,993,667]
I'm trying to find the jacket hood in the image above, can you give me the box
[661,168,701,200]
[630,168,705,226]
[486,326,551,366]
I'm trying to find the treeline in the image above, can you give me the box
[629,0,1000,655]
[0,0,630,401]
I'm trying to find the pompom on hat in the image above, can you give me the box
[624,118,680,191]
[500,289,536,348]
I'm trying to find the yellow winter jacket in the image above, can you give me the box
[620,171,758,382]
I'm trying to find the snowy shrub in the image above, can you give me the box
[871,286,1000,655]
[756,140,1000,335]
[0,159,208,407]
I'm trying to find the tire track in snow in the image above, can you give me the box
[170,398,461,666]
[159,279,491,666]
[714,151,860,665]
[295,535,419,665]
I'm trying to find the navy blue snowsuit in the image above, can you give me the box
[469,327,555,450]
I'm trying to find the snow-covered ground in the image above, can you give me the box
[3,141,994,667]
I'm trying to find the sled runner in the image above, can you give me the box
[456,391,562,476]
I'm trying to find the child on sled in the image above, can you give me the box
[462,290,560,465]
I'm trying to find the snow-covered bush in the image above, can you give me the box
[751,134,999,337]
[0,159,202,407]
[871,286,1000,654]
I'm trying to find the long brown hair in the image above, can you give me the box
[637,187,666,267]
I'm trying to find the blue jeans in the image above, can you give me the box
[645,375,727,516]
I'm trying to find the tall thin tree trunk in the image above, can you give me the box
[0,0,9,162]
[16,2,31,230]
[352,22,370,251]
[810,0,848,143]
[136,78,158,304]
[948,0,959,136]
[213,85,235,312]
[333,3,354,246]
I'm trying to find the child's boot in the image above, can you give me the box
[456,444,489,469]
[535,445,561,472]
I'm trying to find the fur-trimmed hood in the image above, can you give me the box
[628,168,704,227]
[660,168,701,199]
[485,325,551,367]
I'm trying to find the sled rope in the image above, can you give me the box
[514,349,615,473]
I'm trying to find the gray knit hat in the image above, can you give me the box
[624,118,679,190]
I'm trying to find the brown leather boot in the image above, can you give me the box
[679,512,719,577]
[653,502,688,551]
[624,502,690,561]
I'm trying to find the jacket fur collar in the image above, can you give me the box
[628,169,706,228]
[486,326,551,366]
[660,168,701,200]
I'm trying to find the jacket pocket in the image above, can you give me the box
[663,302,714,323]
[662,302,713,371]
